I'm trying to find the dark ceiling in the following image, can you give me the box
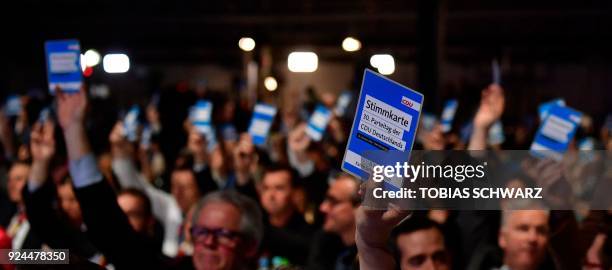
[2,0,611,67]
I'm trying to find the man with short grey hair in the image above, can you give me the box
[497,210,550,270]
[190,190,264,270]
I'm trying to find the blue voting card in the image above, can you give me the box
[420,113,437,132]
[440,99,458,133]
[221,124,238,142]
[123,105,140,142]
[37,107,51,124]
[488,121,505,145]
[538,98,565,121]
[45,39,82,94]
[492,59,502,85]
[140,125,153,150]
[334,91,353,117]
[341,69,424,186]
[530,105,582,161]
[305,104,332,141]
[189,100,216,151]
[248,103,277,146]
[4,95,21,116]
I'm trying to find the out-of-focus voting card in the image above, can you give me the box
[4,95,21,116]
[492,59,502,85]
[530,105,582,161]
[538,98,565,121]
[334,91,353,117]
[440,99,458,133]
[123,105,140,142]
[342,69,423,189]
[189,100,216,150]
[305,104,332,141]
[38,107,51,124]
[248,103,277,146]
[488,121,505,145]
[45,39,82,94]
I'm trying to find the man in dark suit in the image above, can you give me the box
[55,87,263,269]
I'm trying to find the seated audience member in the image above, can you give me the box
[117,188,163,249]
[391,217,451,270]
[307,173,360,270]
[190,191,264,270]
[110,122,190,257]
[496,210,551,270]
[5,159,42,250]
[259,164,314,265]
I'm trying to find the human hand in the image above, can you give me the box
[473,84,505,129]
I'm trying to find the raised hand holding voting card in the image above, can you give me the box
[189,100,216,151]
[123,105,140,142]
[305,104,332,141]
[248,103,277,146]
[440,100,458,133]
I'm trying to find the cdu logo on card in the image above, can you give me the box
[401,96,414,108]
[401,96,421,111]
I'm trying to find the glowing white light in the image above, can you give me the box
[84,49,101,67]
[287,52,318,73]
[370,54,395,75]
[238,37,256,52]
[103,54,130,73]
[264,76,278,91]
[342,37,361,52]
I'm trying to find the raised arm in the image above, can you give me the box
[468,84,505,150]
[56,87,158,268]
[110,121,182,257]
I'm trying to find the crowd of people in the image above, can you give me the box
[0,77,610,270]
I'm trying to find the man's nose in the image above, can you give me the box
[203,233,216,247]
[422,258,436,270]
[526,228,539,243]
[319,201,329,213]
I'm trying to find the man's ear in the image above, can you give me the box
[498,229,506,249]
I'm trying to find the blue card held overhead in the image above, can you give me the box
[488,121,505,145]
[189,100,216,151]
[45,39,82,94]
[38,107,51,124]
[123,105,140,142]
[492,59,502,85]
[4,95,22,116]
[334,91,353,117]
[305,104,332,141]
[248,103,278,146]
[530,105,582,161]
[140,125,153,150]
[440,99,458,133]
[342,69,424,185]
[538,98,565,121]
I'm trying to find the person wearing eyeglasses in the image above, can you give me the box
[190,191,263,270]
